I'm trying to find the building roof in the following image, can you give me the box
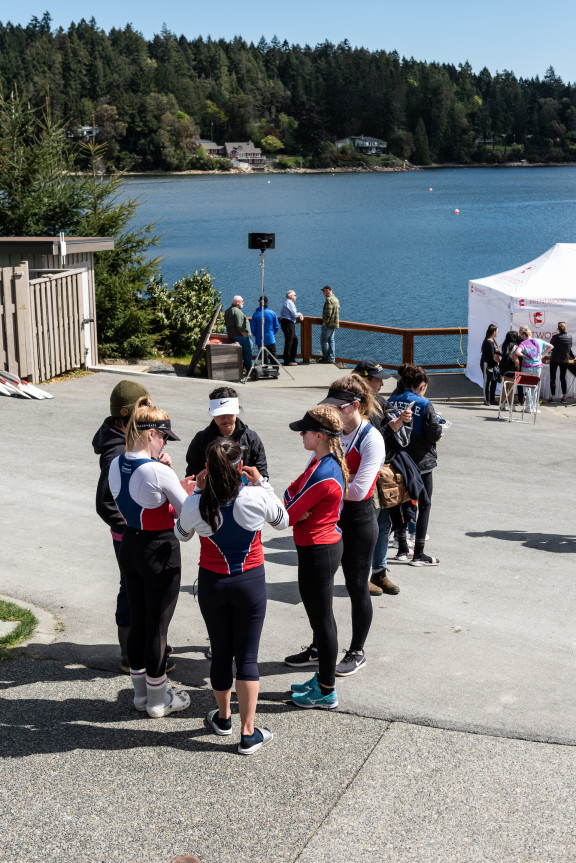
[0,237,115,256]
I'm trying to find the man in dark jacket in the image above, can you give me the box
[185,386,268,478]
[92,379,175,674]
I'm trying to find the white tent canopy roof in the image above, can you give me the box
[470,243,576,299]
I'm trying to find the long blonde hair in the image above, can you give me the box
[329,374,381,421]
[307,406,350,497]
[126,396,170,452]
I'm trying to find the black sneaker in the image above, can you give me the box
[335,649,366,676]
[284,644,319,667]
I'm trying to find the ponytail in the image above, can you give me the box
[126,396,169,452]
[199,438,243,532]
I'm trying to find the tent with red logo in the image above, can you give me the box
[465,243,576,388]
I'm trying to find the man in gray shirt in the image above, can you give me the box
[224,295,253,372]
[278,290,303,366]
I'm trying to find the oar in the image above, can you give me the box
[0,380,15,397]
[0,377,32,398]
[0,368,53,399]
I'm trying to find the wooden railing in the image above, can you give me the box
[298,317,468,369]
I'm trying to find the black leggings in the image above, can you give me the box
[482,363,497,403]
[198,564,266,691]
[339,498,378,652]
[120,527,181,677]
[414,471,433,552]
[549,361,568,396]
[297,540,343,688]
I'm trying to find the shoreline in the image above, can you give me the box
[124,161,576,177]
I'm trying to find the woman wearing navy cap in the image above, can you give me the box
[284,407,348,709]
[109,396,191,718]
[285,375,385,677]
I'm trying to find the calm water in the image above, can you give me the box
[126,167,576,329]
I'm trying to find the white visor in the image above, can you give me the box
[210,397,240,417]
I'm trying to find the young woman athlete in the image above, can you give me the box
[285,375,385,677]
[175,438,289,755]
[284,407,348,709]
[109,396,191,718]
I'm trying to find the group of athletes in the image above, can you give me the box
[93,361,444,755]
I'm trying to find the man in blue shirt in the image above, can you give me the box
[250,296,280,366]
[278,290,303,366]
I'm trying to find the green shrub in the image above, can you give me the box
[146,268,224,356]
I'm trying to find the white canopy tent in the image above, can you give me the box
[466,243,576,387]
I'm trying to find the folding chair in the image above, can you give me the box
[498,372,541,424]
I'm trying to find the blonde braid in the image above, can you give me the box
[306,406,349,496]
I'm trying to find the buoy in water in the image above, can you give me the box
[454,209,460,214]
[429,187,433,191]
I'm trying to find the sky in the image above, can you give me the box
[4,0,575,83]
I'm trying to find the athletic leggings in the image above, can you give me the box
[414,471,433,553]
[338,498,378,652]
[549,361,568,396]
[297,540,343,688]
[198,564,266,692]
[120,527,181,677]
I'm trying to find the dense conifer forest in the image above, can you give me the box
[1,13,575,171]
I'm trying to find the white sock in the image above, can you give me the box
[130,668,147,701]
[146,674,168,710]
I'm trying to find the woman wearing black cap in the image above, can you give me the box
[109,396,191,718]
[285,376,384,677]
[284,407,348,709]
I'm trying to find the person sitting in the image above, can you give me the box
[250,296,280,367]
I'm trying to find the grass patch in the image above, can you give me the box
[0,600,38,651]
[40,368,93,385]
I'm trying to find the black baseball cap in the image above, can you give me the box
[135,419,181,441]
[353,360,392,380]
[289,411,341,436]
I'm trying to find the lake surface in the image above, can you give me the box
[126,167,576,329]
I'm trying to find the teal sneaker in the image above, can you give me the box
[292,680,338,710]
[291,672,318,693]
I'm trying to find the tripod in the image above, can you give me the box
[244,249,294,383]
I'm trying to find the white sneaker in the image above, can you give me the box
[147,686,190,718]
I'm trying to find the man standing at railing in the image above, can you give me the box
[279,289,303,366]
[319,285,340,364]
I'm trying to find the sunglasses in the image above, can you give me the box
[154,430,169,442]
[336,403,352,411]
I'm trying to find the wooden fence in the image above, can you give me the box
[0,261,94,382]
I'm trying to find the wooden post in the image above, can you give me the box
[402,331,414,364]
[300,317,312,363]
[13,261,35,380]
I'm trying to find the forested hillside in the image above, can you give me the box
[1,13,575,170]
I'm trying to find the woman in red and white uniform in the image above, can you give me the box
[175,438,289,755]
[283,406,348,710]
[109,396,191,719]
[284,376,384,677]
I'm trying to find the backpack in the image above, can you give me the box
[376,460,410,509]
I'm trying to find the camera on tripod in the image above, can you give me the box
[248,233,276,251]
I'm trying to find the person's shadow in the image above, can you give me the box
[466,529,576,554]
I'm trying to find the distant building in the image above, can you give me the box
[200,140,225,157]
[67,126,101,141]
[224,141,264,165]
[335,135,387,155]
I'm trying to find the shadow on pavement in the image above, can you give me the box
[466,529,576,553]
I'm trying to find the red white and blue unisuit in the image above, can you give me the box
[109,452,186,530]
[175,478,288,574]
[284,453,345,545]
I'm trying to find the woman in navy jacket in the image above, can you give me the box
[387,364,443,566]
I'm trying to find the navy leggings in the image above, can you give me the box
[198,564,267,691]
[297,540,343,688]
[120,527,181,677]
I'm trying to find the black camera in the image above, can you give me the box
[248,233,275,251]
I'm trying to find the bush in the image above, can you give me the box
[146,268,224,356]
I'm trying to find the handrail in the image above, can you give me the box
[299,317,468,369]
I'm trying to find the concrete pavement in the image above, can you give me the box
[0,368,574,862]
